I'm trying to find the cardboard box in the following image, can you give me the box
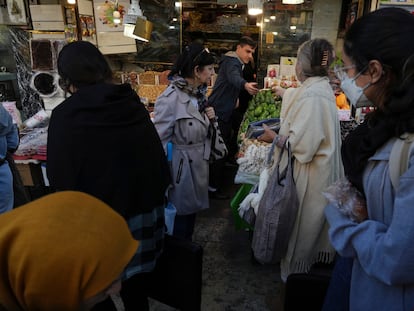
[15,163,44,187]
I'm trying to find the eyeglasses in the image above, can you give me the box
[334,64,356,81]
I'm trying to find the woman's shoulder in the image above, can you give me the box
[156,84,190,105]
[302,79,334,101]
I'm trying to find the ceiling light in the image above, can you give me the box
[248,0,263,15]
[282,0,304,4]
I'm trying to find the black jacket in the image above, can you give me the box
[47,83,170,217]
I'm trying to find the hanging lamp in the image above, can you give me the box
[282,0,304,4]
[248,0,263,15]
[282,0,305,4]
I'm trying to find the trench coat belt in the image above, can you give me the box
[173,142,210,161]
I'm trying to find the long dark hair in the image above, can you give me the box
[57,41,112,90]
[169,43,215,79]
[344,7,414,137]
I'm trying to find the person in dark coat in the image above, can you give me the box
[208,36,259,199]
[47,41,170,311]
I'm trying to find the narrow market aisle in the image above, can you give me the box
[150,165,283,311]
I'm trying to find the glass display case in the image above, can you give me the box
[258,0,313,86]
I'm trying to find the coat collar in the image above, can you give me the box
[169,84,208,124]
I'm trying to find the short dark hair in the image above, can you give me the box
[57,41,112,89]
[169,43,216,79]
[238,36,257,49]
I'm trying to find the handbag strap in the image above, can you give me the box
[266,134,288,166]
[389,133,414,190]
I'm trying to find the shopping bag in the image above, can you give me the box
[251,138,299,264]
[165,142,176,235]
[230,183,254,230]
[146,235,203,310]
[164,201,176,235]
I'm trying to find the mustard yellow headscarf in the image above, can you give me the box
[0,191,139,311]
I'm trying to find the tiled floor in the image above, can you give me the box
[149,165,284,311]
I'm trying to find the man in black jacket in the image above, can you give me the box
[208,36,259,199]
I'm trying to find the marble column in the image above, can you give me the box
[8,26,43,120]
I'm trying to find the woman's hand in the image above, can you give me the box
[257,124,276,143]
[272,86,286,98]
[205,106,216,120]
[352,196,368,223]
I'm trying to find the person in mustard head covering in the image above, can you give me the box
[0,191,139,311]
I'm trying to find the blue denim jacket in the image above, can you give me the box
[0,105,18,160]
[325,138,414,310]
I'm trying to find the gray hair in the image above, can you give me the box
[297,38,334,78]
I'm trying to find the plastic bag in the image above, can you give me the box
[234,139,272,184]
[322,178,367,223]
[165,202,176,235]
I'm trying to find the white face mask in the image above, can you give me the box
[338,69,372,108]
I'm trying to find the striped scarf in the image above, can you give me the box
[171,76,209,112]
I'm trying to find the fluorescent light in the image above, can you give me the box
[248,0,263,16]
[282,0,304,4]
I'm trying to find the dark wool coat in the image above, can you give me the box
[47,83,170,218]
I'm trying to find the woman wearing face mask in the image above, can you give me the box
[323,8,414,310]
[257,38,344,282]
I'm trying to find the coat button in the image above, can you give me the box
[189,159,193,163]
[189,122,193,126]
[189,141,193,144]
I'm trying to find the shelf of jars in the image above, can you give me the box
[257,1,313,87]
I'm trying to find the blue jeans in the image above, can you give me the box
[322,256,353,311]
[0,163,13,214]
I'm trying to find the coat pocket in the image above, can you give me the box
[176,158,184,184]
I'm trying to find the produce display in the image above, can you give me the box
[234,89,282,184]
[239,89,282,135]
[237,139,272,176]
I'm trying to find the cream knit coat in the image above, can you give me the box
[276,76,344,281]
